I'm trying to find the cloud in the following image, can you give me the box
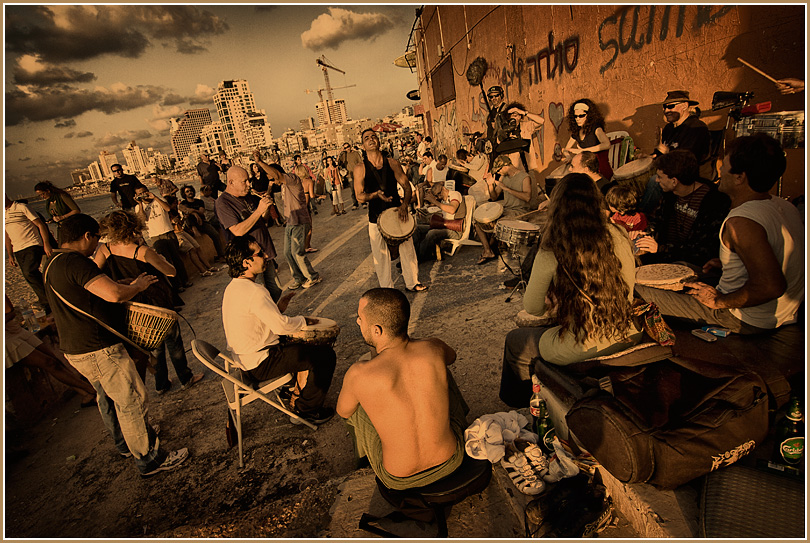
[19,157,32,162]
[94,129,153,148]
[36,137,47,142]
[191,84,214,105]
[54,119,77,128]
[6,83,165,125]
[76,131,93,138]
[5,5,229,63]
[64,132,75,139]
[161,93,188,106]
[301,8,394,50]
[12,59,96,87]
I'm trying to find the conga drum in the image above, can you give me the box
[377,207,416,260]
[611,158,655,198]
[283,317,341,347]
[473,201,503,233]
[635,264,697,291]
[544,164,569,194]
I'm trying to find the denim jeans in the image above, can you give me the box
[261,259,283,302]
[152,232,189,286]
[638,174,663,217]
[153,321,192,391]
[284,224,318,285]
[65,343,165,474]
[14,245,49,310]
[199,221,224,257]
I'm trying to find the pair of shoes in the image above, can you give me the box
[406,283,429,292]
[290,406,335,426]
[288,282,302,290]
[515,440,550,475]
[302,276,322,288]
[305,248,319,253]
[156,381,172,395]
[120,423,161,458]
[504,276,521,288]
[501,450,546,495]
[181,373,204,391]
[351,204,359,210]
[140,448,190,478]
[201,270,214,277]
[477,255,496,265]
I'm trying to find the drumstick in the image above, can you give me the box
[737,57,779,83]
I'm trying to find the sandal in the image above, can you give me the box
[477,255,496,266]
[406,283,429,292]
[501,451,546,495]
[306,248,319,253]
[515,440,550,476]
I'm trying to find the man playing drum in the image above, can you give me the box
[354,128,428,292]
[412,182,466,262]
[337,288,468,489]
[221,235,336,426]
[474,155,537,265]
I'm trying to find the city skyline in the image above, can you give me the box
[4,5,422,196]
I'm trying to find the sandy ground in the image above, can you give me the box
[5,197,532,538]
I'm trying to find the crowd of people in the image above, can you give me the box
[5,81,804,497]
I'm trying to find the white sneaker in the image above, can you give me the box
[140,448,189,478]
[302,276,322,289]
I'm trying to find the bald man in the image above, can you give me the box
[215,165,282,301]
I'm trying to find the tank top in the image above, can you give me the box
[363,156,401,224]
[101,244,175,310]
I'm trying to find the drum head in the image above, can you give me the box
[547,163,570,179]
[612,157,653,180]
[378,208,416,238]
[474,201,504,223]
[636,263,696,287]
[497,219,540,231]
[304,317,338,331]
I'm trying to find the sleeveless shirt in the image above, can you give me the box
[363,156,401,224]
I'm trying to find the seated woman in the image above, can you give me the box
[562,99,613,181]
[499,173,642,407]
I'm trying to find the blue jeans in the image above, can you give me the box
[153,321,192,391]
[261,258,283,302]
[638,174,663,216]
[284,224,319,285]
[65,343,165,474]
[14,244,49,310]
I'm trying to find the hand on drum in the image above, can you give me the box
[397,205,409,222]
[304,316,319,326]
[683,281,722,309]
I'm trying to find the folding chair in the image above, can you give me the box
[442,195,482,257]
[606,130,630,170]
[191,339,317,468]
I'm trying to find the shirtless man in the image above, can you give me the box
[337,288,467,489]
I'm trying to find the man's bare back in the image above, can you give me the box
[339,337,458,477]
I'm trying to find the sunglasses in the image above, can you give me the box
[663,102,683,110]
[112,169,122,173]
[574,113,587,119]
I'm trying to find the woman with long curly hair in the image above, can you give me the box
[563,98,613,180]
[94,210,203,394]
[499,173,642,406]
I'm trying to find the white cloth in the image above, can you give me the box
[368,222,419,290]
[222,277,306,370]
[5,201,44,252]
[717,197,804,328]
[541,439,580,483]
[463,410,537,463]
[5,319,42,368]
[142,201,173,237]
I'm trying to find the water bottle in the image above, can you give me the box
[21,302,40,333]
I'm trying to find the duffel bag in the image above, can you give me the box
[565,355,768,489]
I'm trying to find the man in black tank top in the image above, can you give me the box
[353,129,427,292]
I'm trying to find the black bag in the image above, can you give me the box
[524,472,614,538]
[565,355,769,489]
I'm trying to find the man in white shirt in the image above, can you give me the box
[222,235,336,425]
[5,195,53,312]
[134,186,191,290]
[426,154,451,189]
[413,183,466,262]
[456,149,490,205]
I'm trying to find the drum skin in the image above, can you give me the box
[473,201,504,232]
[377,208,416,247]
[611,157,655,197]
[495,219,541,247]
[284,317,341,346]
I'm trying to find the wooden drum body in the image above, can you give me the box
[284,317,341,347]
[377,208,416,247]
[612,157,655,197]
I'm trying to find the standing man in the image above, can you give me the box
[354,128,428,292]
[133,186,191,291]
[215,166,283,302]
[253,153,322,291]
[44,214,189,478]
[636,134,804,334]
[109,164,146,211]
[5,195,53,312]
[416,135,433,160]
[268,144,282,165]
[197,154,223,199]
[340,142,363,210]
[222,235,336,425]
[337,288,467,488]
[485,86,508,167]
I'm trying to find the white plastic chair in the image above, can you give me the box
[606,131,631,170]
[191,339,317,468]
[442,195,482,257]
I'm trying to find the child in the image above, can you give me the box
[605,184,647,233]
[172,215,218,277]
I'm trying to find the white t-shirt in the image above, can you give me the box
[417,141,430,158]
[717,197,805,329]
[142,200,174,237]
[442,190,464,219]
[429,164,449,184]
[5,201,44,252]
[222,277,306,370]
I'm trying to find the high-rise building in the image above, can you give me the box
[121,141,149,175]
[315,99,348,126]
[88,161,103,182]
[170,109,213,161]
[98,151,118,178]
[214,79,273,155]
[299,117,316,131]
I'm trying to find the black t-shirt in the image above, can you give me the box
[110,174,146,209]
[362,157,401,224]
[182,198,206,212]
[44,251,125,355]
[197,161,221,185]
[661,115,711,164]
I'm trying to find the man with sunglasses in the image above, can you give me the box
[222,235,336,426]
[485,86,509,166]
[109,164,146,211]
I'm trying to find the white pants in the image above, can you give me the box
[368,222,420,290]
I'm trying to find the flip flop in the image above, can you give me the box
[477,255,496,265]
[406,283,429,292]
[306,248,319,253]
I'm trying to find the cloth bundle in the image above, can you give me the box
[464,411,538,463]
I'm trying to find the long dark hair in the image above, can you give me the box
[541,173,632,343]
[567,99,606,144]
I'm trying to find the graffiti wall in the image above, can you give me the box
[417,4,805,181]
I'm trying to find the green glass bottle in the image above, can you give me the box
[773,395,804,465]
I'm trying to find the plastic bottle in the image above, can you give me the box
[773,394,804,466]
[21,302,40,333]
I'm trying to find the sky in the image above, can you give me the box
[4,4,422,197]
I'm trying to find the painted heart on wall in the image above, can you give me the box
[548,102,565,133]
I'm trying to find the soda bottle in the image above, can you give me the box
[773,394,804,466]
[21,302,40,333]
[529,375,555,453]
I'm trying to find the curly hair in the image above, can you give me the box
[98,210,146,245]
[34,180,67,195]
[541,173,633,343]
[225,235,258,278]
[567,99,606,145]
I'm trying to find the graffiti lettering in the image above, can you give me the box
[526,32,580,85]
[599,5,731,74]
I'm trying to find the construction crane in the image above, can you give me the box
[316,55,345,102]
[304,84,356,102]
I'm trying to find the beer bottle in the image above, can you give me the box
[772,394,804,466]
[529,375,555,453]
